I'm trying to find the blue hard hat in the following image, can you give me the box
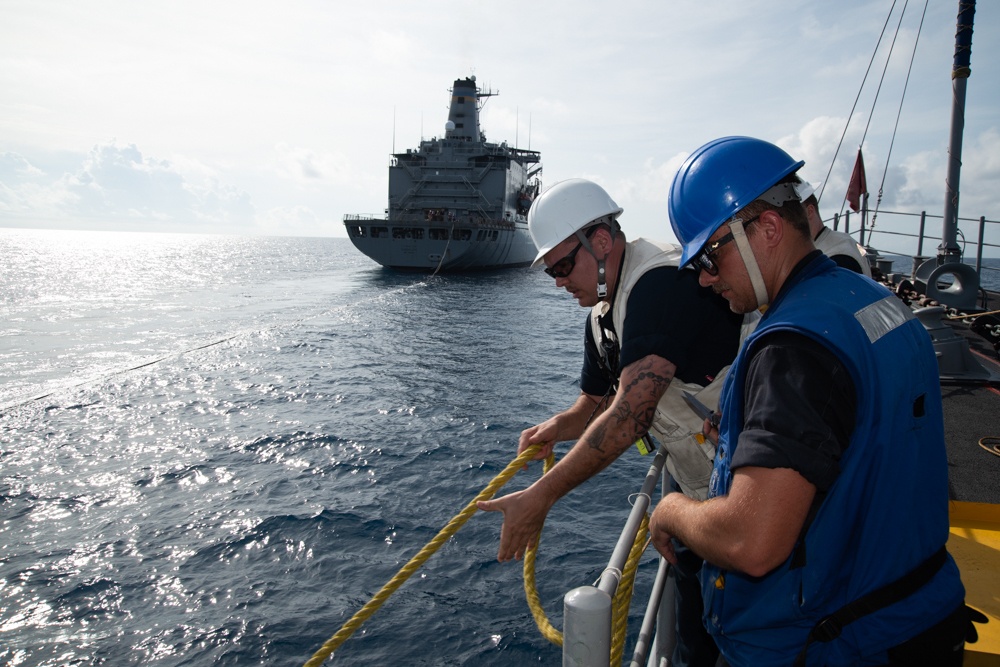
[669,136,805,267]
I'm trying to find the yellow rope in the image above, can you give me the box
[522,455,652,665]
[980,436,1000,457]
[303,444,543,667]
[611,517,650,666]
[522,453,564,645]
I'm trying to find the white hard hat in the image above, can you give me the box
[527,178,623,267]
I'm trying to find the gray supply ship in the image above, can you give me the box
[344,76,541,271]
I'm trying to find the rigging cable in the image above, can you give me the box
[869,0,931,232]
[817,0,899,205]
[835,0,910,220]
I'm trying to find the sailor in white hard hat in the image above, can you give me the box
[479,177,743,667]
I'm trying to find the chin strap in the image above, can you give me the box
[578,226,610,299]
[596,259,608,298]
[730,220,769,309]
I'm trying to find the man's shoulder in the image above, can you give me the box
[630,237,680,255]
[815,227,868,269]
[632,264,698,293]
[816,226,855,243]
[630,265,734,322]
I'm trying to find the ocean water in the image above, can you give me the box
[0,229,661,666]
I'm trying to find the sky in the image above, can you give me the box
[2,0,999,250]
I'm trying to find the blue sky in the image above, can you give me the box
[1,0,998,249]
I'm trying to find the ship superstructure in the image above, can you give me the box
[344,76,542,271]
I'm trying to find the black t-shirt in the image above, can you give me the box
[580,265,743,395]
[730,252,858,493]
[732,330,857,492]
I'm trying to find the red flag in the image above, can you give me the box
[846,149,867,212]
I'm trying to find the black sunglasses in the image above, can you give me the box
[693,215,759,276]
[544,241,584,278]
[544,227,598,279]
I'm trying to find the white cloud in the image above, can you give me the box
[0,0,996,244]
[255,205,328,237]
[0,142,255,231]
[273,142,352,188]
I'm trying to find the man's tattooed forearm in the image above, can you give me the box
[582,358,674,454]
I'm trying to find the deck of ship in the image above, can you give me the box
[948,501,1000,664]
[935,289,1000,662]
[938,287,1000,504]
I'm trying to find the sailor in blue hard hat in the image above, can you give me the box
[668,135,804,312]
[651,136,968,666]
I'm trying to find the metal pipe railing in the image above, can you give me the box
[564,438,667,667]
[629,556,672,667]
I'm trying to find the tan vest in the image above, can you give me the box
[589,238,729,500]
[815,227,872,278]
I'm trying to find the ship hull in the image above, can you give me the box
[345,219,535,271]
[344,75,542,272]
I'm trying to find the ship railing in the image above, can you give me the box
[343,214,387,222]
[467,206,523,230]
[393,141,539,164]
[831,208,1000,284]
[563,439,675,667]
[348,210,523,232]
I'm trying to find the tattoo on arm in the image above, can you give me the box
[582,357,674,455]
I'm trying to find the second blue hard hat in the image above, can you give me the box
[669,136,804,267]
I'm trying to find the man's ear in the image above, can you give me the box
[592,226,613,253]
[756,210,785,249]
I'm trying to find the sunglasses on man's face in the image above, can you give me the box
[544,227,600,279]
[544,241,584,278]
[693,215,759,276]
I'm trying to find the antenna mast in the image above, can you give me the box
[939,0,976,264]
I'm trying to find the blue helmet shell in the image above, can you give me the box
[669,136,804,267]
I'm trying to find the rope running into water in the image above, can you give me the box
[302,444,544,667]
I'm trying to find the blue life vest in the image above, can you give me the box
[703,254,964,666]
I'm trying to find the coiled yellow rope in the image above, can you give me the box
[303,444,543,667]
[980,436,1000,457]
[521,454,652,665]
[304,444,651,666]
[522,452,564,645]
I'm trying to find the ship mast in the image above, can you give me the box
[444,76,496,143]
[939,0,976,264]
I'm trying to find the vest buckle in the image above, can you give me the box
[812,615,843,642]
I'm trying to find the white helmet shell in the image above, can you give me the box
[527,178,623,267]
